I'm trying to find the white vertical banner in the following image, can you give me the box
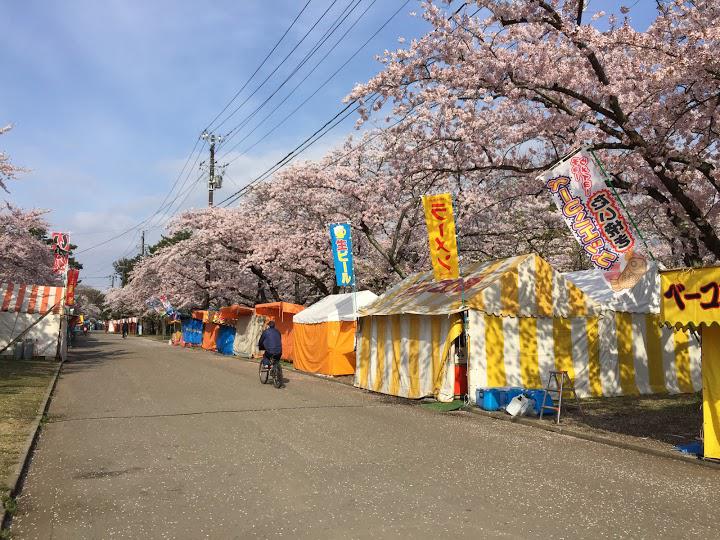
[537,150,648,291]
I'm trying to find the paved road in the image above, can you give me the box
[11,334,720,539]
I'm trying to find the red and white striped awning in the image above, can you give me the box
[0,283,65,315]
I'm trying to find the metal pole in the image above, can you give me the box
[208,135,215,207]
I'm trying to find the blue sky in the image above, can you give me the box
[0,0,657,289]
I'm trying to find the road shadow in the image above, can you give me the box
[63,334,136,374]
[537,393,703,445]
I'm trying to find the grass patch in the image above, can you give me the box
[0,359,56,489]
[421,400,465,412]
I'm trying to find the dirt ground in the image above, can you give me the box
[470,392,704,457]
[0,359,56,489]
[550,392,703,453]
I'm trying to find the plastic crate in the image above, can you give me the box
[524,389,554,416]
[475,388,506,411]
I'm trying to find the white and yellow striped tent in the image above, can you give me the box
[355,253,700,401]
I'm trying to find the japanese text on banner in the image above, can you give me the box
[51,232,71,274]
[422,193,459,281]
[65,269,79,306]
[329,223,355,287]
[538,150,648,291]
[661,267,720,327]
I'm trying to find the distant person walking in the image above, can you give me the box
[122,321,129,339]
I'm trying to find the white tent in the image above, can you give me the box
[0,282,66,360]
[564,265,701,396]
[564,265,659,313]
[293,291,378,324]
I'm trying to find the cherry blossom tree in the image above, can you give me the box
[0,125,24,193]
[0,204,59,284]
[348,0,720,266]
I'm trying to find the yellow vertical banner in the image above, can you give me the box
[422,193,460,281]
[702,325,720,460]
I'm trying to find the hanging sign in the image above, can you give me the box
[422,193,459,281]
[329,223,355,287]
[660,267,720,460]
[51,232,71,274]
[65,268,79,306]
[538,150,648,291]
[145,296,164,314]
[159,294,178,319]
[660,267,720,327]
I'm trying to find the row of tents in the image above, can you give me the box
[0,252,701,409]
[174,295,378,376]
[159,252,699,406]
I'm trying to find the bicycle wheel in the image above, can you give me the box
[273,362,283,388]
[259,360,269,384]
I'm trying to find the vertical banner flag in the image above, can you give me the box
[329,223,355,287]
[159,294,178,318]
[145,296,164,314]
[538,150,648,291]
[65,268,80,306]
[422,193,459,281]
[51,232,71,274]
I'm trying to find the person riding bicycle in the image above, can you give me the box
[258,321,284,388]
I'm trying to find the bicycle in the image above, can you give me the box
[258,353,284,388]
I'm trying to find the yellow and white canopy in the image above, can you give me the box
[361,253,601,318]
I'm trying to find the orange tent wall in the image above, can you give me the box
[293,321,357,376]
[202,322,219,351]
[254,302,305,362]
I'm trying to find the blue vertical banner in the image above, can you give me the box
[329,223,355,287]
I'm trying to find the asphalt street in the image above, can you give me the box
[10,333,720,539]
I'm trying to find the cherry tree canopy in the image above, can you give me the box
[0,204,59,285]
[113,1,719,313]
[349,0,720,266]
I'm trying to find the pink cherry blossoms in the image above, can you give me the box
[112,1,720,313]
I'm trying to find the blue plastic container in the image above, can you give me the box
[506,387,524,403]
[524,389,554,416]
[476,388,503,411]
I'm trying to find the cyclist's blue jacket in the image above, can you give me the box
[259,327,282,355]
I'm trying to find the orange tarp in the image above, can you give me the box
[216,304,253,326]
[254,302,305,362]
[202,322,219,351]
[293,320,357,376]
[192,310,206,321]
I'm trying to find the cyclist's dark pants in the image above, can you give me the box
[264,352,281,365]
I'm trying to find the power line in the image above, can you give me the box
[76,139,206,255]
[78,3,318,256]
[218,2,471,206]
[218,94,376,207]
[217,0,367,150]
[203,0,314,132]
[212,0,341,133]
[217,0,406,164]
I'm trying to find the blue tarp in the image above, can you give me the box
[216,325,236,355]
[182,318,203,345]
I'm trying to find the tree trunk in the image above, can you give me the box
[645,157,720,261]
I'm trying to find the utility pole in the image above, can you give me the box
[111,274,116,288]
[201,132,224,207]
[141,230,145,257]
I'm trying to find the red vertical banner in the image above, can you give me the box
[51,232,71,275]
[66,268,79,306]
